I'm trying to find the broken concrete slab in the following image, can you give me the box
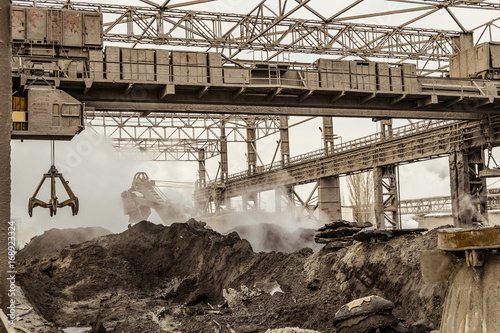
[317,220,372,232]
[316,227,362,239]
[353,230,392,241]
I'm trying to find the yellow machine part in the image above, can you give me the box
[12,96,27,131]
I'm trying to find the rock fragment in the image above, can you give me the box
[333,295,398,333]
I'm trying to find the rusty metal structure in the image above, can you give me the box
[7,0,500,228]
[399,188,500,216]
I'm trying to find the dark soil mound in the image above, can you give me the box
[17,220,446,333]
[17,226,112,260]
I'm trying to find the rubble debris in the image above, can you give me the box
[333,295,398,333]
[317,220,373,231]
[89,312,106,333]
[353,229,428,242]
[352,230,393,242]
[314,219,372,250]
[265,328,321,333]
[316,226,362,239]
[16,219,446,332]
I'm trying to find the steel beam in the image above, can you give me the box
[279,116,290,167]
[0,0,11,322]
[246,120,257,175]
[449,148,488,228]
[195,116,500,206]
[374,165,399,229]
[11,0,462,66]
[322,117,335,155]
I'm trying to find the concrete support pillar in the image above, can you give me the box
[220,122,228,182]
[449,148,488,228]
[198,149,206,188]
[322,117,334,154]
[246,120,257,175]
[374,165,399,230]
[318,176,341,221]
[279,116,290,166]
[0,0,12,319]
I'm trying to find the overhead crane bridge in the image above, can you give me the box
[7,0,500,230]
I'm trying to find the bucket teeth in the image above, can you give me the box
[28,165,79,217]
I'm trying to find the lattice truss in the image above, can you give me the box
[12,0,500,161]
[12,0,500,72]
[85,111,314,161]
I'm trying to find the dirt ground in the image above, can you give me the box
[15,219,446,333]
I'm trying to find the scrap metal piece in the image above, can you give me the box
[28,165,79,217]
[437,226,500,251]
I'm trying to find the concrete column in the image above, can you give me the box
[246,120,257,175]
[374,166,399,229]
[0,0,12,322]
[318,176,341,221]
[322,117,334,154]
[449,148,487,228]
[279,116,290,167]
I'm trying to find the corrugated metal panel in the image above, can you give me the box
[47,10,62,43]
[208,52,223,84]
[376,63,390,91]
[83,14,102,46]
[89,50,103,80]
[156,49,170,83]
[138,49,147,80]
[490,43,500,68]
[26,8,47,41]
[105,46,121,81]
[223,68,250,84]
[475,43,490,73]
[12,9,26,40]
[466,48,477,77]
[390,67,402,92]
[401,63,418,92]
[304,70,319,89]
[121,48,132,80]
[146,50,155,81]
[172,51,188,83]
[63,11,83,47]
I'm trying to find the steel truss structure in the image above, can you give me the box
[399,188,500,216]
[13,0,486,73]
[86,111,314,161]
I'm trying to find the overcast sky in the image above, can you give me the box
[10,0,500,242]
